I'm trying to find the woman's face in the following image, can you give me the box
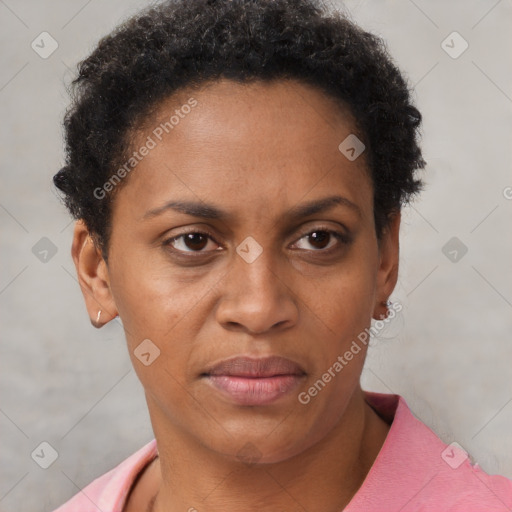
[74,78,399,463]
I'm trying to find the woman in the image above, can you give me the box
[51,0,512,510]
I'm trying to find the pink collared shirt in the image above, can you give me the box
[53,391,512,511]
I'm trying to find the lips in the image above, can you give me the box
[202,355,306,378]
[201,356,306,406]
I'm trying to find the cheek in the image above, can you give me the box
[108,247,202,336]
[296,252,378,422]
[109,264,201,419]
[107,251,222,384]
[300,239,378,382]
[310,240,378,330]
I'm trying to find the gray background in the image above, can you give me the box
[1,0,511,511]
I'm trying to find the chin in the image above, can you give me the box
[208,425,311,465]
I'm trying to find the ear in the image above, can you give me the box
[372,212,400,320]
[71,220,118,328]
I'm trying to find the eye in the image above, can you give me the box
[162,226,351,257]
[292,227,351,252]
[163,231,221,254]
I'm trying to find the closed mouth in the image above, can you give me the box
[202,355,306,378]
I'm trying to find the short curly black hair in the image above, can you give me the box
[53,0,425,260]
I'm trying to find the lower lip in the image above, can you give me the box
[204,375,304,406]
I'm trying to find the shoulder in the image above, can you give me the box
[348,392,512,511]
[430,459,512,510]
[52,439,158,512]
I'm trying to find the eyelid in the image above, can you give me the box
[293,223,350,241]
[163,227,222,251]
[290,225,352,251]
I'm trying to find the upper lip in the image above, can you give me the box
[202,356,306,378]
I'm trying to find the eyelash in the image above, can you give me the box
[162,226,352,257]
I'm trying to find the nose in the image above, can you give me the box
[215,249,298,334]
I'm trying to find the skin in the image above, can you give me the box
[72,78,400,512]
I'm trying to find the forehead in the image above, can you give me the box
[112,78,373,225]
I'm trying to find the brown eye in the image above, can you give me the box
[293,228,350,252]
[164,231,220,253]
[306,231,331,250]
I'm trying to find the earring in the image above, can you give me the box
[378,300,391,320]
[96,310,102,324]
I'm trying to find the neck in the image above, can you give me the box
[149,387,389,512]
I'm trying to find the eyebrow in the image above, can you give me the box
[142,195,361,222]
